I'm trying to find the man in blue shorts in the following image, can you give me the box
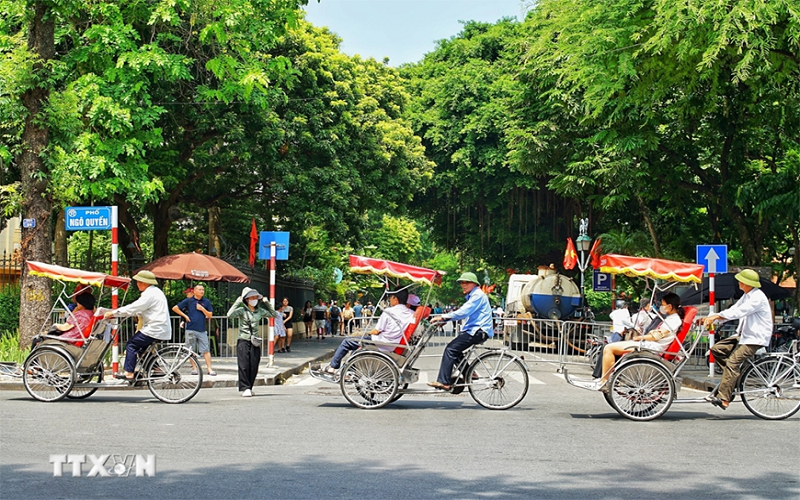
[172,284,216,376]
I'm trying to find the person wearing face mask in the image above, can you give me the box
[227,287,277,397]
[577,292,685,391]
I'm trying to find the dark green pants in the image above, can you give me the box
[711,336,760,402]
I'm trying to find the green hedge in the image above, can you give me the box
[0,285,20,336]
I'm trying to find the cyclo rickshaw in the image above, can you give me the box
[565,254,800,421]
[21,261,202,404]
[310,255,530,410]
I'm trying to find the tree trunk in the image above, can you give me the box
[114,195,143,268]
[208,207,222,257]
[727,206,761,265]
[17,2,55,348]
[53,208,67,265]
[635,194,661,257]
[152,201,172,259]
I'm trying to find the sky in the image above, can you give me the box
[302,0,528,66]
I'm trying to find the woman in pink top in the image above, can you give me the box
[54,293,96,343]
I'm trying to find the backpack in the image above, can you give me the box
[330,306,340,319]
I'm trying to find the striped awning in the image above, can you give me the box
[598,254,703,283]
[349,255,444,286]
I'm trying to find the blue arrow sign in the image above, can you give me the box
[65,206,112,231]
[697,245,728,274]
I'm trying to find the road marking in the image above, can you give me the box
[295,376,323,386]
[528,376,545,385]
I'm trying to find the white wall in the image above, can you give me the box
[0,216,21,255]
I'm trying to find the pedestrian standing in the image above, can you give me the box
[227,287,277,397]
[274,301,287,353]
[329,300,342,336]
[353,300,363,330]
[172,284,216,376]
[341,301,355,335]
[281,298,294,352]
[313,299,328,340]
[302,300,314,340]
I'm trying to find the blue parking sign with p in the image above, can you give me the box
[593,271,612,292]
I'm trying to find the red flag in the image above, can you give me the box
[249,219,258,267]
[589,237,602,269]
[563,238,578,270]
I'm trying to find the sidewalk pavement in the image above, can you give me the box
[0,336,338,391]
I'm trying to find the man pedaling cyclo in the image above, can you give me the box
[428,272,493,391]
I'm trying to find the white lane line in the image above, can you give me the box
[296,376,323,386]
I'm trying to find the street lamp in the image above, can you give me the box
[575,218,592,311]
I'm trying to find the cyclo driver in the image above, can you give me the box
[428,272,493,391]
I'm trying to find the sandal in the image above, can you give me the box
[427,381,451,391]
[322,365,337,375]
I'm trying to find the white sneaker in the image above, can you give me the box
[242,389,252,397]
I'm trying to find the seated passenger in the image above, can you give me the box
[66,283,92,312]
[313,288,414,375]
[581,292,684,390]
[34,292,96,349]
[406,294,420,312]
[631,298,657,334]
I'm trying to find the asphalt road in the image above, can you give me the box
[1,356,798,500]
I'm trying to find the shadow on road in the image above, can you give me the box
[3,458,798,499]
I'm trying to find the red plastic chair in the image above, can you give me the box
[394,306,431,355]
[661,306,697,361]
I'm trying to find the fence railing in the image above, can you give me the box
[496,317,710,369]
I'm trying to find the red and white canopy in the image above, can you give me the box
[349,255,444,286]
[598,254,703,283]
[27,261,131,290]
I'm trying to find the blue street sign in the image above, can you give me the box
[65,206,112,231]
[593,270,612,292]
[258,231,290,260]
[22,218,35,228]
[697,245,728,274]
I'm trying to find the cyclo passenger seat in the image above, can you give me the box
[72,314,100,348]
[660,306,697,362]
[394,306,431,354]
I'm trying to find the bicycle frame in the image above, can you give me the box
[312,255,530,409]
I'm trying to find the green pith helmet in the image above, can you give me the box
[734,269,761,288]
[456,272,480,284]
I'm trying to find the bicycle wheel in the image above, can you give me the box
[67,367,103,399]
[608,360,674,421]
[740,356,800,420]
[466,351,529,410]
[22,348,75,402]
[146,346,203,404]
[340,353,398,409]
[602,390,615,409]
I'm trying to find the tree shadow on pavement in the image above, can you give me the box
[3,458,798,500]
